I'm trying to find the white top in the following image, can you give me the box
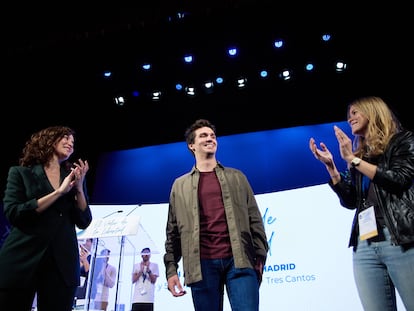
[94,263,117,302]
[132,261,159,303]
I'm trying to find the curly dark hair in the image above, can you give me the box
[19,126,76,167]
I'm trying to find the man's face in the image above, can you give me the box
[142,253,150,262]
[189,126,217,156]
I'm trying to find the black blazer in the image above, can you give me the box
[0,164,92,288]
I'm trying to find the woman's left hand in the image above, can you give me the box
[71,159,89,191]
[334,126,354,162]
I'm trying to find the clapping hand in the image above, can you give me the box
[309,137,334,168]
[71,159,89,191]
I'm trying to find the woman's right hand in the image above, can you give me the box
[309,137,334,166]
[309,137,341,183]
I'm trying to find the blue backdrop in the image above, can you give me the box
[91,121,352,204]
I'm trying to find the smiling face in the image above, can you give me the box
[188,126,217,157]
[347,104,369,137]
[54,134,75,162]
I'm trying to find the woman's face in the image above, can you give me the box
[348,105,368,136]
[54,134,75,161]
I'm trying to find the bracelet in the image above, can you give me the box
[330,174,340,179]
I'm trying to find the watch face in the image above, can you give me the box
[352,158,361,167]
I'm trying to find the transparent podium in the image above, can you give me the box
[75,214,141,311]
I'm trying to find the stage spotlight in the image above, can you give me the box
[167,11,190,22]
[151,91,162,101]
[279,69,292,81]
[142,63,151,71]
[175,83,183,91]
[216,77,224,84]
[204,81,214,89]
[227,47,238,57]
[114,96,125,106]
[305,63,315,72]
[335,60,347,72]
[203,81,214,94]
[260,70,268,78]
[237,77,247,89]
[176,11,187,19]
[184,55,193,63]
[273,39,284,49]
[185,86,196,96]
[322,33,332,42]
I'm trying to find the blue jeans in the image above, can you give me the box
[353,226,414,311]
[189,257,259,311]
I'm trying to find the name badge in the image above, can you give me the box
[358,206,378,240]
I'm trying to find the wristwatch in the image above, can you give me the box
[351,157,361,167]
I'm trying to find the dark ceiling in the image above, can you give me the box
[3,2,412,198]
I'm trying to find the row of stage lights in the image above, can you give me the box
[103,32,348,105]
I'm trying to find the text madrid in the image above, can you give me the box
[264,263,296,272]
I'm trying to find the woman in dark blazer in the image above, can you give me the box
[0,126,92,311]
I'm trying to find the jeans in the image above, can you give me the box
[189,257,259,311]
[353,226,414,311]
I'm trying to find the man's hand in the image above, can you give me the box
[167,274,187,297]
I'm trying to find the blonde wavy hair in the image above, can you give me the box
[348,96,401,158]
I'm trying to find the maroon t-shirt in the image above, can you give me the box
[198,171,232,259]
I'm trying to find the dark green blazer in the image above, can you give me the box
[0,164,92,288]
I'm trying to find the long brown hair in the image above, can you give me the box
[348,96,401,158]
